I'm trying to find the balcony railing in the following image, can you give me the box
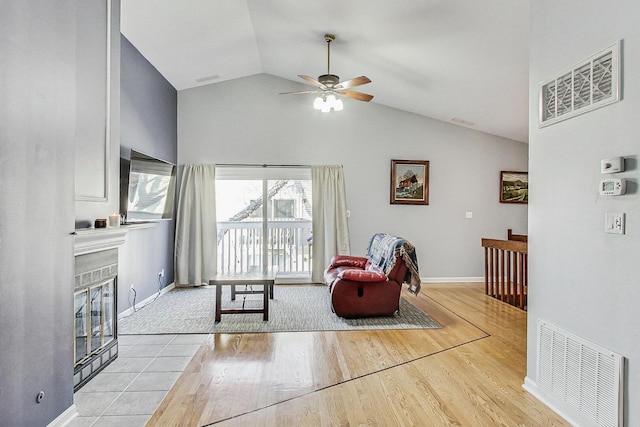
[217,219,312,275]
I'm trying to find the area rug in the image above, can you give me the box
[118,285,440,334]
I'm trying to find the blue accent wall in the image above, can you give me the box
[119,34,177,313]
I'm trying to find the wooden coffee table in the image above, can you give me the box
[209,271,275,322]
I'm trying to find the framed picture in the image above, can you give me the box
[390,160,429,205]
[500,171,528,203]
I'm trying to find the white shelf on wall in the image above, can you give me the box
[121,222,158,230]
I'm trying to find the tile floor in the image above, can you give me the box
[68,333,208,427]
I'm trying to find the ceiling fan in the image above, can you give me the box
[281,34,373,111]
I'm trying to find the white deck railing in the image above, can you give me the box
[217,219,312,275]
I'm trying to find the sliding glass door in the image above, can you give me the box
[215,167,312,280]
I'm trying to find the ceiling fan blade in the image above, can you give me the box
[279,90,320,95]
[337,90,374,102]
[334,76,371,90]
[298,75,328,89]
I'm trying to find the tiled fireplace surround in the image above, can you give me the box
[73,227,128,391]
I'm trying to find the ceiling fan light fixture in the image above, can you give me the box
[314,93,343,112]
[313,96,324,110]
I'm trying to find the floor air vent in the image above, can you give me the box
[537,321,624,427]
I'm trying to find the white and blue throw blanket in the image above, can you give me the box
[366,233,421,295]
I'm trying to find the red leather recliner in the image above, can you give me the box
[324,254,409,318]
[325,233,421,318]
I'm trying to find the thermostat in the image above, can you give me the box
[600,178,626,196]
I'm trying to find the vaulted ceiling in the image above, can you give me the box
[121,0,530,143]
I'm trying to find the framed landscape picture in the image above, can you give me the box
[390,159,429,205]
[500,171,528,203]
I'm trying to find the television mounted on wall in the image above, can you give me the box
[120,149,176,223]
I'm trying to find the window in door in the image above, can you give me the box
[215,167,312,279]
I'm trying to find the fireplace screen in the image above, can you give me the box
[74,248,118,391]
[74,278,115,365]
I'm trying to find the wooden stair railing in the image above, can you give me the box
[481,237,528,310]
[507,228,528,242]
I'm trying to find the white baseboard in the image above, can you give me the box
[522,376,590,427]
[47,404,77,427]
[118,282,175,320]
[420,276,484,283]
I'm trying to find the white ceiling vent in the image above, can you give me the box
[537,321,624,427]
[539,41,621,127]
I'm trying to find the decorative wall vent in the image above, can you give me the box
[537,321,624,427]
[539,41,621,127]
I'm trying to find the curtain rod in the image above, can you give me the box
[215,163,314,168]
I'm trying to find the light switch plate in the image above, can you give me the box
[605,212,625,234]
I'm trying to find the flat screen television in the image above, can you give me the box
[120,150,177,223]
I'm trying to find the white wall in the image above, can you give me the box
[178,73,528,280]
[528,2,640,425]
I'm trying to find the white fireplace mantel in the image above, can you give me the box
[74,227,128,256]
[74,222,157,256]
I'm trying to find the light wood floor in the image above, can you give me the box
[147,283,568,426]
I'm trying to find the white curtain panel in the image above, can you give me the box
[174,164,217,286]
[311,165,351,283]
